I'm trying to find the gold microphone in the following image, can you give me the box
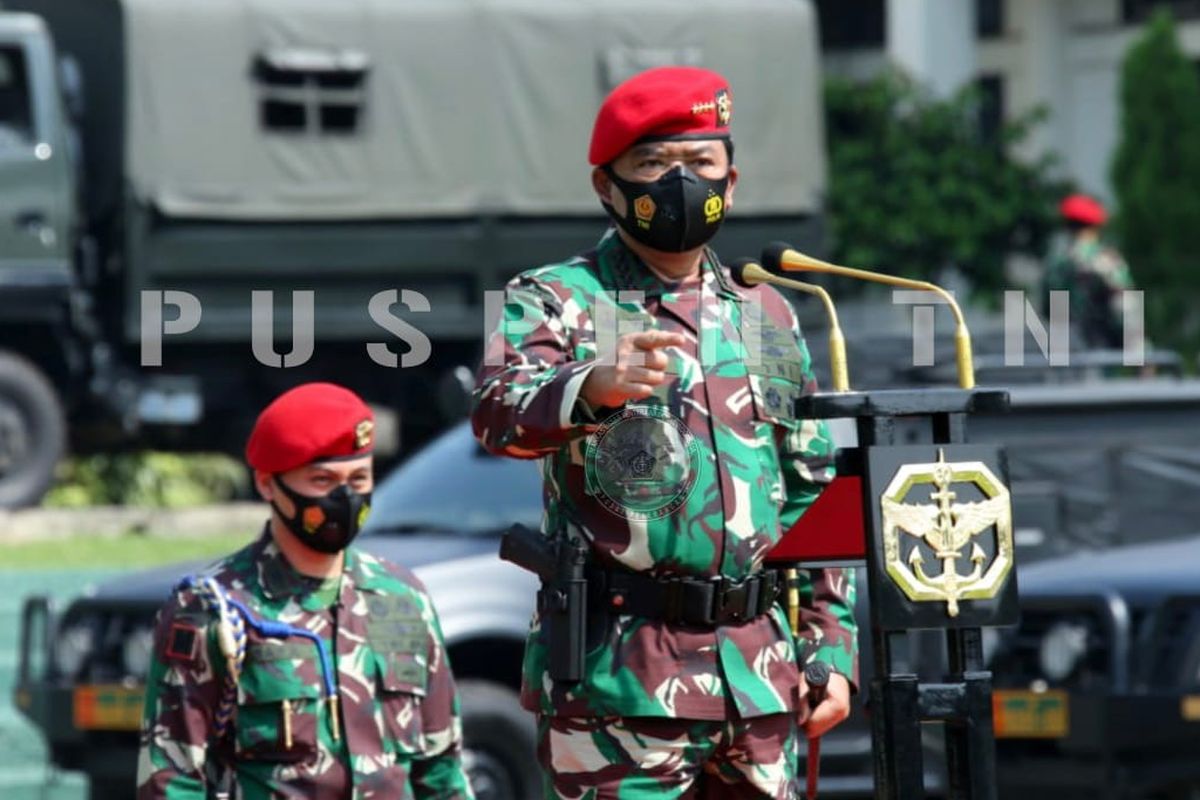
[761,242,976,389]
[729,258,849,394]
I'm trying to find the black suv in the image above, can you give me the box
[976,379,1200,799]
[990,535,1200,799]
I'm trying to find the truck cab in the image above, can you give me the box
[0,12,73,272]
[0,10,76,507]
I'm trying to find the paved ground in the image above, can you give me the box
[0,570,120,800]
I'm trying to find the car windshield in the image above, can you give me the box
[364,422,544,536]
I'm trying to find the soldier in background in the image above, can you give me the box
[1044,193,1136,349]
[472,66,857,798]
[137,382,473,799]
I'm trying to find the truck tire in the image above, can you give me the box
[459,679,541,800]
[0,351,65,508]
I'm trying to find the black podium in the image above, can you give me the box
[767,387,1017,800]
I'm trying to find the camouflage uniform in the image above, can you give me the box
[472,230,858,797]
[1044,236,1135,349]
[137,530,474,799]
[537,714,800,799]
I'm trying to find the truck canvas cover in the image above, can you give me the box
[122,0,825,220]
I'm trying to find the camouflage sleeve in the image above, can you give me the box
[1106,247,1135,290]
[410,599,475,799]
[777,304,860,691]
[795,569,860,691]
[137,590,225,799]
[471,273,598,458]
[775,298,835,531]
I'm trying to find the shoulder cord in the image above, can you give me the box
[185,577,341,742]
[189,577,247,740]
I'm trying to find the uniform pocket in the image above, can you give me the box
[374,650,427,755]
[749,372,806,504]
[235,661,322,763]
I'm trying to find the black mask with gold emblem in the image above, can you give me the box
[603,164,729,253]
[271,476,371,554]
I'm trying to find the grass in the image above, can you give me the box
[1,531,258,569]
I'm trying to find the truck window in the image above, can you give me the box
[253,48,367,135]
[0,45,34,148]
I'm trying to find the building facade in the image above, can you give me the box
[817,0,1200,203]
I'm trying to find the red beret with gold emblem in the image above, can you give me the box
[588,66,733,166]
[1060,193,1107,226]
[245,382,374,473]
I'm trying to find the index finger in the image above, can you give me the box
[630,330,688,350]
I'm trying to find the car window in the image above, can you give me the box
[0,45,34,149]
[364,423,544,535]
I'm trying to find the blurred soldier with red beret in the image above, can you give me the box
[137,383,474,799]
[473,66,857,798]
[1045,193,1136,349]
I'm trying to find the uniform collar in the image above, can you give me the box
[596,228,740,301]
[253,526,385,601]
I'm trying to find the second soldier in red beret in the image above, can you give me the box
[473,67,857,798]
[1044,193,1136,349]
[138,382,475,799]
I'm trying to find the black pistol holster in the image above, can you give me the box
[500,524,786,685]
[499,523,588,684]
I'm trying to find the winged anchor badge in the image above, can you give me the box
[880,449,1014,617]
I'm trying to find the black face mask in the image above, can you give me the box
[603,164,729,253]
[271,477,371,554]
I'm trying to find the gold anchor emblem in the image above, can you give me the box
[881,449,1013,617]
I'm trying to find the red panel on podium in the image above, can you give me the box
[765,475,866,564]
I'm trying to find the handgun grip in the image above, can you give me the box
[498,524,556,582]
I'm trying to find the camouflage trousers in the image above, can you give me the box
[537,714,799,799]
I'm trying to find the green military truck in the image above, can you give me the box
[0,0,828,507]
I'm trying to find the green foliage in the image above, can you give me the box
[823,70,1065,302]
[44,452,248,508]
[2,531,256,568]
[1111,9,1200,360]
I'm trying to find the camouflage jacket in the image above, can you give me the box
[137,531,473,800]
[472,230,858,720]
[1044,237,1135,347]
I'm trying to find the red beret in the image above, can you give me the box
[589,66,733,166]
[1060,194,1107,226]
[246,383,374,473]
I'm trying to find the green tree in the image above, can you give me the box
[823,70,1063,302]
[1111,8,1200,359]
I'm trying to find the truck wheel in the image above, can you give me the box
[0,351,65,508]
[459,680,540,800]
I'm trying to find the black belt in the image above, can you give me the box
[587,566,783,627]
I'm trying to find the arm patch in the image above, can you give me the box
[164,621,199,663]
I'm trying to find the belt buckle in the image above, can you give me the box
[662,576,685,623]
[714,576,750,625]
